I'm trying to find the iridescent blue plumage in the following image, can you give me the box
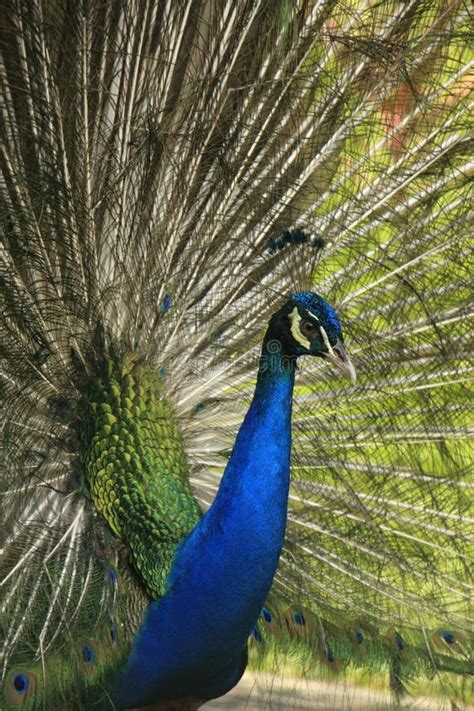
[105,293,349,707]
[111,299,305,707]
[106,292,356,708]
[290,291,343,343]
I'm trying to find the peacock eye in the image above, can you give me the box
[300,320,319,338]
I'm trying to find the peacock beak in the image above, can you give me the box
[324,339,357,384]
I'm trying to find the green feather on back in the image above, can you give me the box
[81,356,201,598]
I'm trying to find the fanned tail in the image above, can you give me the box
[1,0,472,708]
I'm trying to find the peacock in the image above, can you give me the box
[1,1,472,709]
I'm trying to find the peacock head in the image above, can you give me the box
[266,291,356,383]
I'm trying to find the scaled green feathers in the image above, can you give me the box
[82,357,201,598]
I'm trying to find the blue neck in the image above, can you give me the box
[210,336,296,519]
[194,337,296,597]
[111,336,296,706]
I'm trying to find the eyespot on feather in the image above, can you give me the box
[251,625,264,644]
[109,623,119,646]
[432,629,466,655]
[387,629,409,659]
[284,606,316,639]
[5,670,37,706]
[259,605,282,636]
[351,624,368,657]
[315,638,343,672]
[77,642,98,675]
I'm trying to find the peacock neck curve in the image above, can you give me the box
[201,330,296,538]
[166,326,297,605]
[112,329,297,706]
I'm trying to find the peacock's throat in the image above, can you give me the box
[80,357,201,598]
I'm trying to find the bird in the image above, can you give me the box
[0,1,472,710]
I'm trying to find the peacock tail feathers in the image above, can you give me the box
[250,601,473,680]
[1,0,473,708]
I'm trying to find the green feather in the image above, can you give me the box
[81,356,201,597]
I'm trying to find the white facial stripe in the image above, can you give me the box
[319,325,334,356]
[305,312,320,323]
[289,307,310,349]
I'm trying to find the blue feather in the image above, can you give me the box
[110,334,295,706]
